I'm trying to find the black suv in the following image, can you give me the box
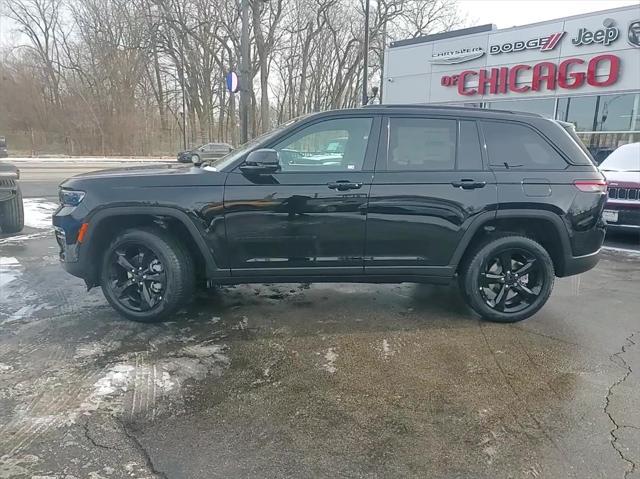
[53,106,607,323]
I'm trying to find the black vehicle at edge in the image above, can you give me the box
[0,162,24,233]
[53,105,607,323]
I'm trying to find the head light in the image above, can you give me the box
[59,188,86,206]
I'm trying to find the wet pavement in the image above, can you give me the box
[1,220,639,478]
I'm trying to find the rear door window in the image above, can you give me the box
[482,121,567,170]
[387,118,456,171]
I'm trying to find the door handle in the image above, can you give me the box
[451,179,487,190]
[327,181,362,191]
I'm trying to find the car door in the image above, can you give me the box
[365,115,497,276]
[200,144,214,161]
[224,114,381,277]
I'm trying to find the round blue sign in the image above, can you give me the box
[226,71,239,93]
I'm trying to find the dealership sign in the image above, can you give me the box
[441,54,620,96]
[490,32,565,54]
[572,20,619,46]
[628,20,640,47]
[430,47,485,64]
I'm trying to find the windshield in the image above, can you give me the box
[205,115,309,170]
[600,143,640,172]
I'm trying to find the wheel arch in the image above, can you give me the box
[450,209,572,276]
[82,206,220,286]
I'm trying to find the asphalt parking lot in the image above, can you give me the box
[1,160,639,478]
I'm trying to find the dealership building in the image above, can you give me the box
[383,4,640,160]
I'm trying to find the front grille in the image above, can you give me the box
[0,178,16,187]
[608,187,640,201]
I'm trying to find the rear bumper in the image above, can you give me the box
[558,249,600,277]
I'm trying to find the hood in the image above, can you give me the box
[0,162,19,176]
[70,163,190,179]
[602,170,640,188]
[61,163,226,190]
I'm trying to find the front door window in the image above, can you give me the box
[273,117,373,172]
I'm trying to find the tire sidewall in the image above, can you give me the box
[100,229,186,322]
[463,236,555,323]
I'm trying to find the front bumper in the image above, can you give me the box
[0,188,17,202]
[603,203,640,232]
[0,177,18,202]
[53,204,91,281]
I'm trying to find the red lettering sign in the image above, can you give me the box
[441,54,620,96]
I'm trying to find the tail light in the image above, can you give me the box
[574,179,607,193]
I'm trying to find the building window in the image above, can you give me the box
[485,98,555,118]
[557,96,598,131]
[595,93,639,132]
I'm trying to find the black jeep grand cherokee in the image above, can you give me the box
[53,105,607,323]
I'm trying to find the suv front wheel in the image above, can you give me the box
[461,235,555,323]
[100,227,195,322]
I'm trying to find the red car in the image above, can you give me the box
[600,143,640,233]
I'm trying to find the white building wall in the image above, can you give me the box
[383,5,640,105]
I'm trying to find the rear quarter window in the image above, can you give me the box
[482,121,568,170]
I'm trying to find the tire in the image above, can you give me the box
[100,227,195,322]
[191,154,200,164]
[460,235,555,323]
[0,185,24,233]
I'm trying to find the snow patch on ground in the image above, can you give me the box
[74,341,122,360]
[603,246,640,257]
[92,364,136,398]
[0,257,21,289]
[0,232,51,244]
[22,199,58,229]
[0,454,39,477]
[79,342,230,416]
[320,348,338,374]
[1,304,54,324]
[381,339,395,360]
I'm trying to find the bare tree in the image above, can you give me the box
[0,0,463,155]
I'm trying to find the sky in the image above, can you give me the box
[458,0,639,29]
[1,0,639,46]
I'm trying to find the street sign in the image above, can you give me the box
[226,71,239,93]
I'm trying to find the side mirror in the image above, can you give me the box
[240,149,280,175]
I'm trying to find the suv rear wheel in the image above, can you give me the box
[461,235,555,323]
[0,185,24,233]
[100,227,195,322]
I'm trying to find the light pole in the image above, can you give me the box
[362,0,370,106]
[240,0,250,143]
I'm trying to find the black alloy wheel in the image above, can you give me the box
[478,248,542,314]
[100,227,195,322]
[106,243,167,312]
[461,235,555,323]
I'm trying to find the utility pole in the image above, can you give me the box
[240,0,250,143]
[179,50,187,151]
[362,0,370,106]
